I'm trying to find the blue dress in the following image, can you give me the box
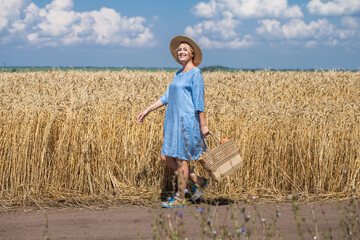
[160,67,206,161]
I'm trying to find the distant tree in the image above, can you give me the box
[201,65,233,72]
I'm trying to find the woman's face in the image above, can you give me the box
[177,43,194,64]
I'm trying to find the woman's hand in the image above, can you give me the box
[137,99,164,124]
[201,125,209,137]
[137,110,149,123]
[198,111,209,137]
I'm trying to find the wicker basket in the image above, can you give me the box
[200,132,242,182]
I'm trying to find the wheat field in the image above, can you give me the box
[0,70,359,207]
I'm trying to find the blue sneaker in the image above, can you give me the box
[191,178,209,201]
[161,195,187,208]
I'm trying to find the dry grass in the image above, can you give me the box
[0,70,359,207]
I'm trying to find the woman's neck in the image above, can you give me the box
[181,61,195,73]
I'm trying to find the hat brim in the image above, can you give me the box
[169,36,202,67]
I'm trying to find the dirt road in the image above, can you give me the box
[0,202,355,239]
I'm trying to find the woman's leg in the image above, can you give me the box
[176,159,189,200]
[161,155,198,183]
[189,169,199,184]
[161,155,208,201]
[176,161,207,201]
[160,155,177,170]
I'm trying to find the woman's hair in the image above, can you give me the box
[176,42,195,61]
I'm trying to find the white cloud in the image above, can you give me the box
[193,0,218,18]
[37,9,78,37]
[0,0,155,47]
[187,0,304,49]
[257,18,333,39]
[191,35,254,49]
[341,16,360,28]
[0,0,27,31]
[46,0,73,11]
[186,12,240,40]
[185,0,360,48]
[193,0,303,19]
[307,0,360,16]
[305,40,318,48]
[336,17,359,40]
[256,18,360,48]
[185,12,254,49]
[188,0,360,50]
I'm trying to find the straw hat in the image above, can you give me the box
[169,36,202,66]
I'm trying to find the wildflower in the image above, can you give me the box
[184,188,188,194]
[276,209,281,218]
[212,230,216,236]
[261,218,266,222]
[238,227,246,237]
[178,211,183,217]
[207,218,212,224]
[198,207,204,213]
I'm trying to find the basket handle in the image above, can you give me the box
[207,131,221,146]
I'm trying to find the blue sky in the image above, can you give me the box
[0,0,359,70]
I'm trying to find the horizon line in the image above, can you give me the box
[1,65,359,71]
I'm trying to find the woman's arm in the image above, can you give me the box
[137,99,164,123]
[198,111,209,137]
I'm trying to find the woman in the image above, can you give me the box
[137,36,209,208]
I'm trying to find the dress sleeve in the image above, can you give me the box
[160,86,169,106]
[192,71,205,112]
